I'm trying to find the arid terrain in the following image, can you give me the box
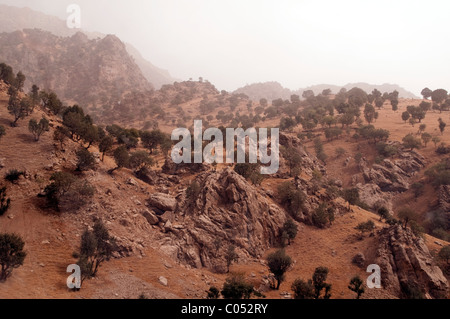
[0,3,449,301]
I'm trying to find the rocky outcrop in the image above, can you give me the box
[278,133,325,177]
[0,29,152,106]
[372,225,448,299]
[357,150,426,210]
[360,151,426,191]
[356,183,393,211]
[156,169,287,270]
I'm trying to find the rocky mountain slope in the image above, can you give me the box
[0,4,176,89]
[0,29,152,105]
[0,74,448,299]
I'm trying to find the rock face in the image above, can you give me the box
[373,225,449,299]
[0,29,152,106]
[278,133,325,177]
[357,150,426,210]
[157,169,287,270]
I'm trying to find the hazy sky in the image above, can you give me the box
[1,0,449,95]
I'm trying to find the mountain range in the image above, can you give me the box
[233,81,419,101]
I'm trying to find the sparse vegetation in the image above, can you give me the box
[281,218,298,245]
[76,148,96,172]
[355,220,375,239]
[0,233,26,282]
[277,181,306,220]
[348,276,365,299]
[77,220,116,284]
[291,278,314,299]
[397,208,418,230]
[220,272,263,299]
[312,203,335,228]
[266,249,292,290]
[4,169,24,183]
[225,245,239,273]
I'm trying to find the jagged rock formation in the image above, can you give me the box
[0,29,152,105]
[0,4,176,89]
[153,169,287,270]
[372,225,449,299]
[278,133,326,177]
[357,150,426,210]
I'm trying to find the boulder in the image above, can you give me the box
[158,276,168,286]
[148,193,177,212]
[142,210,159,225]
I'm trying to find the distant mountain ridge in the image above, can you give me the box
[0,4,177,89]
[234,81,419,101]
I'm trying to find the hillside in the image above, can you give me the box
[0,74,448,299]
[0,4,176,89]
[0,29,152,105]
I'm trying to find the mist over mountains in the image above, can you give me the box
[0,3,419,107]
[233,81,419,102]
[0,4,177,89]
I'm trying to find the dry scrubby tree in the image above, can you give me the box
[76,148,97,172]
[348,276,365,299]
[281,218,298,245]
[355,220,375,239]
[77,220,116,285]
[343,188,360,210]
[266,249,292,290]
[225,245,239,273]
[292,267,332,299]
[99,136,114,161]
[53,126,69,151]
[421,133,432,147]
[402,134,422,151]
[438,118,446,135]
[111,146,130,172]
[44,171,95,211]
[28,117,49,141]
[277,181,306,220]
[220,272,263,299]
[312,202,335,228]
[281,147,302,177]
[397,208,418,229]
[0,233,26,281]
[291,278,315,299]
